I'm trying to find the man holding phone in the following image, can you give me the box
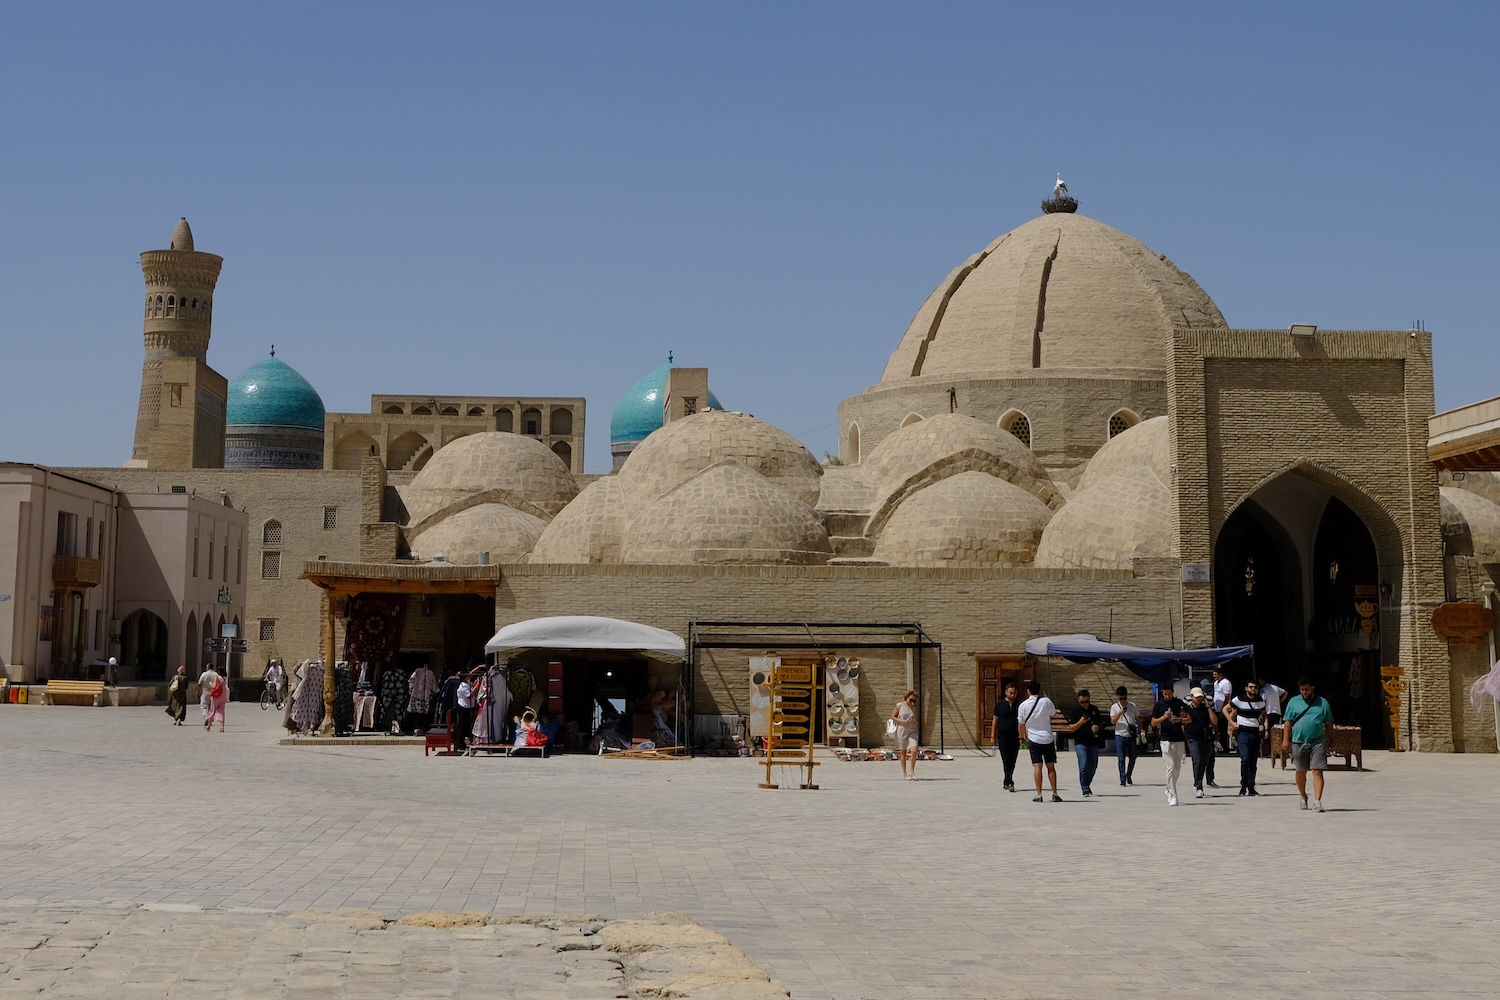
[1151,686,1191,806]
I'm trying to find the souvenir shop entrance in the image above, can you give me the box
[484,617,689,753]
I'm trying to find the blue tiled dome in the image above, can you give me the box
[610,363,723,445]
[226,356,325,431]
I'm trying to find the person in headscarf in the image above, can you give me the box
[165,665,189,725]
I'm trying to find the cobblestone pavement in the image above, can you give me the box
[1,706,1497,998]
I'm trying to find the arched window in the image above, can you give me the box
[550,408,573,435]
[846,423,861,465]
[155,295,164,317]
[191,298,198,315]
[551,440,573,467]
[1002,411,1031,449]
[166,295,175,317]
[412,405,432,415]
[900,413,923,428]
[467,406,485,416]
[262,519,282,545]
[522,408,542,436]
[497,408,514,433]
[1108,409,1140,439]
[382,404,404,414]
[440,406,459,415]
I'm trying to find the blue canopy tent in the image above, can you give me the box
[1024,634,1254,689]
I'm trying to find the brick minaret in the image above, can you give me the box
[129,218,224,465]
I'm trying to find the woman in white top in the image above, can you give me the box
[891,690,920,780]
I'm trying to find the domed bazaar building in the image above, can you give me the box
[35,197,1487,753]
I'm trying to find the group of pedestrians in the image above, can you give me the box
[991,675,1336,811]
[163,662,228,731]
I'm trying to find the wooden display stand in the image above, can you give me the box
[760,661,819,790]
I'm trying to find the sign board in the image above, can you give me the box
[220,622,238,639]
[1430,602,1494,640]
[204,638,228,653]
[217,586,233,605]
[1180,563,1211,584]
[0,594,10,602]
[229,639,250,653]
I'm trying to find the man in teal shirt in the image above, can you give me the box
[1281,677,1335,812]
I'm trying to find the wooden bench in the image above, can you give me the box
[45,680,106,706]
[1270,724,1363,771]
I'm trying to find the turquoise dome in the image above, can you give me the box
[226,356,325,430]
[610,363,723,445]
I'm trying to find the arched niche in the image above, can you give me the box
[332,431,379,470]
[845,422,861,465]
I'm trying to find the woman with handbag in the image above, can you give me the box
[1110,686,1140,786]
[890,690,920,780]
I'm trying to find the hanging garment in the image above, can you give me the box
[333,662,355,734]
[487,667,510,744]
[291,660,326,733]
[378,666,408,733]
[407,666,438,717]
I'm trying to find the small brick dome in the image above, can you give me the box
[1440,486,1500,564]
[408,503,546,565]
[529,477,628,564]
[404,432,578,522]
[874,472,1052,567]
[1034,465,1175,569]
[618,409,823,509]
[862,413,1058,509]
[1077,415,1170,492]
[620,461,831,565]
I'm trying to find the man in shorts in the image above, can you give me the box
[1281,677,1334,812]
[1017,680,1061,803]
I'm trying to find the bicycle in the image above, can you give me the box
[260,681,286,711]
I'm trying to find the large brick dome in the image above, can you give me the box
[881,212,1225,382]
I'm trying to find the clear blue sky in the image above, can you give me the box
[3,2,1496,472]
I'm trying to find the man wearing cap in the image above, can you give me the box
[1183,687,1220,799]
[1282,677,1335,812]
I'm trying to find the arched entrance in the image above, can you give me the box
[121,609,169,680]
[1214,469,1391,746]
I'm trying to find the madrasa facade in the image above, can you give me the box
[18,194,1500,753]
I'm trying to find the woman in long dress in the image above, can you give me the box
[165,666,188,725]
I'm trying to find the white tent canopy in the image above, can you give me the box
[484,616,686,660]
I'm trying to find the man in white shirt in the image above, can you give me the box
[1212,668,1234,752]
[1110,686,1140,787]
[1017,680,1061,803]
[1259,676,1287,728]
[1172,667,1192,702]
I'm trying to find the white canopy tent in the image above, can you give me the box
[484,616,686,661]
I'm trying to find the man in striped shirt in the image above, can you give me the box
[1225,680,1268,796]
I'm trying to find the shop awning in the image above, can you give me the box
[485,616,686,660]
[1025,634,1254,687]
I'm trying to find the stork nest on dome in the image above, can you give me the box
[1041,195,1079,214]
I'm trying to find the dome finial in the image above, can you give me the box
[667,350,674,364]
[1041,173,1078,214]
[270,343,276,357]
[170,217,195,251]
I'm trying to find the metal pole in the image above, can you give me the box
[937,640,945,754]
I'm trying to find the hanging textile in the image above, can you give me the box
[378,666,408,733]
[333,662,354,734]
[291,660,325,733]
[344,595,406,664]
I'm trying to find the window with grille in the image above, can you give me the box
[323,506,337,530]
[1006,414,1031,449]
[259,619,276,641]
[261,551,281,579]
[263,519,282,544]
[1108,413,1133,438]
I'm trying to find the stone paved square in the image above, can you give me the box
[1,705,1496,998]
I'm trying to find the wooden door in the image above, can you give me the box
[976,655,1030,744]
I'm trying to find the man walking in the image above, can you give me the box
[1172,667,1192,702]
[991,681,1022,792]
[1017,680,1061,803]
[1282,678,1335,812]
[1260,676,1287,728]
[1225,679,1268,795]
[1110,686,1139,786]
[1064,689,1107,797]
[1183,687,1220,799]
[1151,685,1190,806]
[1211,667,1234,753]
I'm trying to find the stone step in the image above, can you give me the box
[829,535,875,558]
